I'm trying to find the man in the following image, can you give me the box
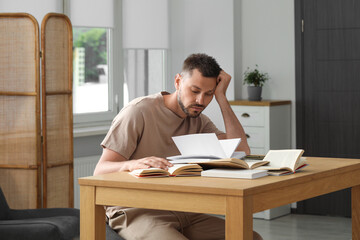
[94,53,262,240]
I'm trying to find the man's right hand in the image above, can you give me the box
[126,157,173,172]
[94,148,173,175]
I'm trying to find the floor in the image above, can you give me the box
[253,214,352,240]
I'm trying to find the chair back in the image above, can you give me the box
[0,187,10,220]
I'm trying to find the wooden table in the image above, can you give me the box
[79,157,360,239]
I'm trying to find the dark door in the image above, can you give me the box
[296,0,360,217]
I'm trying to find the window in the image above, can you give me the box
[66,0,120,129]
[123,49,167,105]
[73,27,111,114]
[68,0,168,130]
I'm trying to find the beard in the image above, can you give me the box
[177,89,205,118]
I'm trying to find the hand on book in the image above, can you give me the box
[126,157,173,172]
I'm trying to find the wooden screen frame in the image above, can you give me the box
[41,13,74,208]
[0,13,41,209]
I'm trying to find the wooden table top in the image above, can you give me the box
[79,157,360,197]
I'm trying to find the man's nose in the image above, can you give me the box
[196,94,204,105]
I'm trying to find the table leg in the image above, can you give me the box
[353,185,360,240]
[226,196,253,240]
[80,185,106,240]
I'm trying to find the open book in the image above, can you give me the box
[129,164,202,178]
[256,149,307,175]
[168,133,244,160]
[167,133,268,169]
[173,158,269,169]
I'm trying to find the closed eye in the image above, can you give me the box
[205,92,214,96]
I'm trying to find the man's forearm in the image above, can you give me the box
[93,148,173,176]
[93,159,130,176]
[216,95,250,154]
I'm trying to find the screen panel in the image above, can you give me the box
[42,13,74,208]
[0,13,41,209]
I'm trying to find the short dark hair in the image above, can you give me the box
[181,53,221,78]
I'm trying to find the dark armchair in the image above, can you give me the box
[0,187,123,240]
[0,187,79,240]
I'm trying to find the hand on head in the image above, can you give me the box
[215,70,231,100]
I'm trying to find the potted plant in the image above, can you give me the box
[243,65,269,101]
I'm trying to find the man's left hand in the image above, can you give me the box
[215,70,231,101]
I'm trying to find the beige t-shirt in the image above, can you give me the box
[101,92,223,159]
[102,92,224,217]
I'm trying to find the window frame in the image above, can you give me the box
[65,0,123,132]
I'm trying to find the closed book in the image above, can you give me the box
[201,168,268,179]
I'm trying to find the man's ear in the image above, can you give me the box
[174,74,182,90]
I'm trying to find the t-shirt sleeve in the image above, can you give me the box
[200,114,224,136]
[101,105,144,159]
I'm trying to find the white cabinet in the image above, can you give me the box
[230,100,292,219]
[230,100,291,155]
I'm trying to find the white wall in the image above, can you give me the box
[169,0,235,131]
[238,0,296,148]
[0,0,63,24]
[1,0,297,149]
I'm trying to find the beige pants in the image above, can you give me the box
[108,208,224,240]
[107,208,262,240]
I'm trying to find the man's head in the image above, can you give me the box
[180,53,221,79]
[175,53,221,118]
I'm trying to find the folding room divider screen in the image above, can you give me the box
[0,13,73,209]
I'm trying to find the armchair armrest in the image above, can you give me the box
[0,219,63,240]
[9,208,79,220]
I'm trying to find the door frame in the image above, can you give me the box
[295,0,305,151]
[295,0,308,214]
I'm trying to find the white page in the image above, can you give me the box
[171,133,226,158]
[219,139,242,158]
[231,151,246,159]
[245,160,266,168]
[168,164,192,174]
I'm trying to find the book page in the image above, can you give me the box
[169,164,202,176]
[219,139,241,158]
[172,133,227,158]
[169,158,266,169]
[262,150,304,171]
[296,157,307,169]
[231,151,246,159]
[245,160,269,168]
[167,164,192,174]
[129,168,169,177]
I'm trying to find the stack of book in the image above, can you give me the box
[129,133,307,179]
